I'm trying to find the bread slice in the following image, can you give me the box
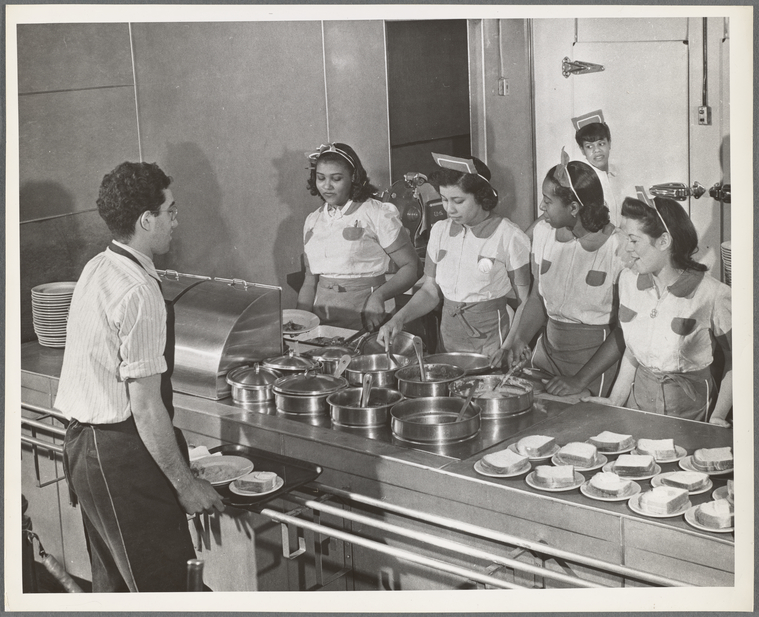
[639,486,689,515]
[534,465,576,488]
[557,442,597,467]
[695,498,734,529]
[661,471,709,492]
[516,435,556,458]
[236,471,279,493]
[614,454,655,477]
[636,438,677,460]
[481,449,528,475]
[588,472,632,498]
[588,431,634,453]
[692,447,733,472]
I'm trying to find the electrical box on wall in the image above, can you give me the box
[498,77,510,96]
[698,105,712,125]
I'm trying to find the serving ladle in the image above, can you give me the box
[454,385,476,423]
[359,373,373,407]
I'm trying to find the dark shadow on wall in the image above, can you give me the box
[20,181,111,342]
[271,148,320,308]
[160,142,243,278]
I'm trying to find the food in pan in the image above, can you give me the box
[694,498,734,529]
[480,449,529,475]
[692,447,733,472]
[588,431,634,452]
[534,465,576,488]
[588,471,632,498]
[636,438,677,460]
[304,335,347,346]
[473,379,530,399]
[639,486,689,515]
[614,454,655,477]
[283,320,308,333]
[556,442,597,467]
[661,471,709,492]
[515,435,556,457]
[236,471,279,493]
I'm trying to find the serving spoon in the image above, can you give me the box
[359,373,373,407]
[454,384,476,423]
[412,336,426,382]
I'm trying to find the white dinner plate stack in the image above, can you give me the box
[720,241,731,286]
[31,282,76,348]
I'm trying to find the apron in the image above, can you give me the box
[62,242,195,592]
[439,296,509,356]
[313,274,387,330]
[628,364,713,422]
[531,318,617,397]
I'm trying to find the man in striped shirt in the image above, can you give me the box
[55,162,224,592]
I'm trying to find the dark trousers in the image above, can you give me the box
[63,418,197,592]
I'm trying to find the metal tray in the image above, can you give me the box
[209,444,322,510]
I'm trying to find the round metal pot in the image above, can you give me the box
[359,331,418,358]
[345,354,411,388]
[395,363,466,398]
[390,396,480,444]
[262,349,319,376]
[272,371,348,415]
[327,387,404,428]
[424,352,491,376]
[305,346,359,375]
[449,375,534,419]
[226,364,281,404]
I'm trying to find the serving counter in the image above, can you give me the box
[20,342,734,592]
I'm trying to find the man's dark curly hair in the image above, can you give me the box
[97,162,172,240]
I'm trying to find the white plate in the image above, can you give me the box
[552,452,607,471]
[712,485,731,502]
[525,470,585,492]
[679,455,733,476]
[651,472,713,495]
[230,475,285,497]
[282,309,320,336]
[627,493,691,518]
[602,461,662,481]
[474,459,531,478]
[190,455,254,486]
[586,442,635,456]
[683,504,734,533]
[507,441,560,461]
[580,480,641,502]
[31,282,76,295]
[632,445,687,463]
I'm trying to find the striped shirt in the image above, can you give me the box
[54,242,167,424]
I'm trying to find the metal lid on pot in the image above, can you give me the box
[262,349,317,371]
[273,371,348,396]
[226,363,280,388]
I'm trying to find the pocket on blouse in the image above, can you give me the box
[585,270,607,287]
[540,259,552,275]
[618,304,637,323]
[670,317,697,336]
[342,226,365,241]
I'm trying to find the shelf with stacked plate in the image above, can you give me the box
[31,282,75,348]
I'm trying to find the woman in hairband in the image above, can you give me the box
[297,142,421,330]
[579,196,732,425]
[497,151,626,396]
[377,154,531,357]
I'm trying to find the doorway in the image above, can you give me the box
[385,20,470,181]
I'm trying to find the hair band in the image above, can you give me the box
[306,143,355,169]
[553,147,584,208]
[635,185,672,236]
[431,152,498,198]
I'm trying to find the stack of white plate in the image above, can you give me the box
[31,282,76,348]
[720,241,731,286]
